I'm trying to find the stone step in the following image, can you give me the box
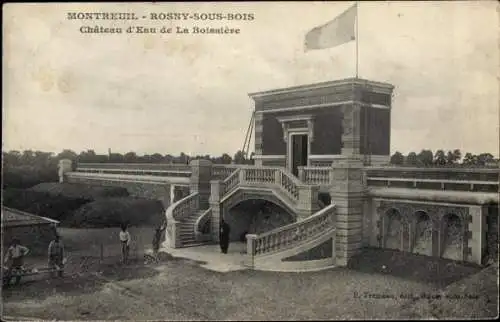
[182,241,212,248]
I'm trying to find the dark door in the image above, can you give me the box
[291,134,308,176]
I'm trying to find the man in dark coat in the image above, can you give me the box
[219,219,230,254]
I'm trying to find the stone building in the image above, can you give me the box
[250,77,394,172]
[2,207,59,256]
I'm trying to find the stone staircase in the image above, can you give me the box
[178,209,212,247]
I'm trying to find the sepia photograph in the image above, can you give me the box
[2,1,499,320]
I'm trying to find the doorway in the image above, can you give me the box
[290,134,308,176]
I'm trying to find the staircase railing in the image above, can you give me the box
[246,203,336,259]
[221,166,305,202]
[222,168,241,195]
[166,192,199,248]
[194,208,212,242]
[212,164,242,180]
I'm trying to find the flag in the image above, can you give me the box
[304,4,357,51]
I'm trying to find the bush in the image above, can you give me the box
[2,188,90,222]
[66,197,165,228]
[29,182,129,200]
[2,166,58,189]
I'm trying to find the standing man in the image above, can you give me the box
[219,219,231,254]
[48,235,65,277]
[119,223,131,264]
[3,238,29,286]
[152,220,167,263]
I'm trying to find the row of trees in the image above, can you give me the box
[4,148,498,169]
[389,149,498,167]
[2,149,255,169]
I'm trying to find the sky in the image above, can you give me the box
[3,1,499,157]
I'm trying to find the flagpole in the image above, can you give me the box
[355,0,359,79]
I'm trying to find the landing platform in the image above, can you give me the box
[160,242,249,273]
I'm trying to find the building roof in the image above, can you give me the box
[248,77,395,99]
[2,207,59,227]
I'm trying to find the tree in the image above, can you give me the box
[164,154,174,164]
[150,153,164,163]
[220,153,232,164]
[417,150,434,166]
[405,152,418,166]
[124,152,138,163]
[434,150,447,166]
[446,149,461,165]
[390,151,404,165]
[78,150,97,163]
[233,150,246,164]
[109,153,124,163]
[477,153,494,166]
[462,152,476,165]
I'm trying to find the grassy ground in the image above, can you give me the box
[2,228,497,320]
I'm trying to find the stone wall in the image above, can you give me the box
[282,238,333,261]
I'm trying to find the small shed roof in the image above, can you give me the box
[1,207,59,227]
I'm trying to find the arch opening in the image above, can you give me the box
[384,208,403,251]
[412,211,432,256]
[225,199,295,242]
[441,213,463,261]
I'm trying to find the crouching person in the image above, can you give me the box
[48,235,65,277]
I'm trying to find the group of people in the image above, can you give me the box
[3,218,231,286]
[3,235,65,286]
[119,220,167,265]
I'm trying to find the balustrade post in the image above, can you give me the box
[58,159,73,183]
[246,234,256,256]
[298,167,305,182]
[239,168,246,184]
[189,159,212,209]
[296,185,320,220]
[209,180,224,243]
[274,170,281,185]
[329,168,335,186]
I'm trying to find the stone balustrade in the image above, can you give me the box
[222,169,241,195]
[246,204,336,258]
[78,162,191,171]
[166,192,199,248]
[212,164,242,180]
[298,166,331,185]
[75,166,191,178]
[298,165,499,193]
[222,166,305,204]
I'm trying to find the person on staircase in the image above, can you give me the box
[219,219,231,254]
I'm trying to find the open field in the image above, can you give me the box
[2,227,497,320]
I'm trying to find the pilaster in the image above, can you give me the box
[341,103,362,156]
[209,180,224,242]
[58,159,73,183]
[189,159,212,209]
[468,205,488,265]
[329,156,367,266]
